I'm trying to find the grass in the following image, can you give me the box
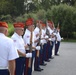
[62,39,76,42]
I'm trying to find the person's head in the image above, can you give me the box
[25,18,34,32]
[41,23,46,29]
[0,22,8,36]
[13,22,24,36]
[36,20,42,29]
[48,21,54,29]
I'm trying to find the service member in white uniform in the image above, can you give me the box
[42,23,50,62]
[0,22,19,75]
[23,18,41,75]
[23,20,35,75]
[11,22,32,75]
[23,18,35,75]
[47,21,56,59]
[34,20,44,71]
[55,26,62,56]
[40,23,47,66]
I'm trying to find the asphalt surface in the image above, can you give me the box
[32,42,76,75]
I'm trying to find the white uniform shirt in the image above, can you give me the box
[0,33,19,67]
[34,27,40,40]
[56,32,61,41]
[23,29,30,45]
[11,32,25,53]
[41,29,46,44]
[23,29,36,50]
[47,26,53,35]
[34,27,40,45]
[48,26,55,41]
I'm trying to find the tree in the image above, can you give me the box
[46,4,76,39]
[13,0,25,16]
[0,0,25,16]
[62,0,76,6]
[0,0,14,15]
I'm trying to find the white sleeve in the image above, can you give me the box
[11,37,20,50]
[23,34,30,45]
[8,40,19,60]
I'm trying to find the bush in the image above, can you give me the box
[15,13,38,23]
[46,4,76,39]
[8,23,14,37]
[0,14,14,23]
[36,9,46,21]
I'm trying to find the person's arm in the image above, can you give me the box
[24,44,29,49]
[17,50,26,57]
[8,60,15,75]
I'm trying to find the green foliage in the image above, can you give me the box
[0,0,25,16]
[0,0,76,39]
[46,4,76,39]
[36,9,46,21]
[15,16,26,23]
[0,0,10,14]
[8,23,14,37]
[13,0,25,16]
[15,13,37,23]
[0,15,13,23]
[62,39,76,42]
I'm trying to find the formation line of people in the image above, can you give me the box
[0,18,63,75]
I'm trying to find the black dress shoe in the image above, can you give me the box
[40,68,44,71]
[40,63,47,66]
[39,67,44,70]
[34,67,44,71]
[55,54,59,56]
[34,68,42,72]
[45,59,51,62]
[50,56,54,59]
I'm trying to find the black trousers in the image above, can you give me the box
[0,69,9,75]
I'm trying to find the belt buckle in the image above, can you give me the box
[0,66,8,69]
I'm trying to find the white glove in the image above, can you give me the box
[26,53,32,58]
[48,38,51,41]
[26,48,29,50]
[53,33,56,35]
[56,41,57,44]
[61,37,63,40]
[40,40,44,45]
[45,35,49,39]
[36,46,40,50]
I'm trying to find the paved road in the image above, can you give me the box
[32,42,76,75]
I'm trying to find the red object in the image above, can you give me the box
[42,23,46,27]
[0,22,8,28]
[13,22,24,28]
[25,18,34,26]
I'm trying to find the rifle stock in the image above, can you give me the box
[37,21,42,57]
[46,20,50,38]
[57,22,60,29]
[28,31,32,68]
[55,22,60,44]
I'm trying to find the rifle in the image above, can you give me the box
[57,22,60,29]
[28,29,33,68]
[55,22,60,44]
[37,21,42,57]
[46,20,51,38]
